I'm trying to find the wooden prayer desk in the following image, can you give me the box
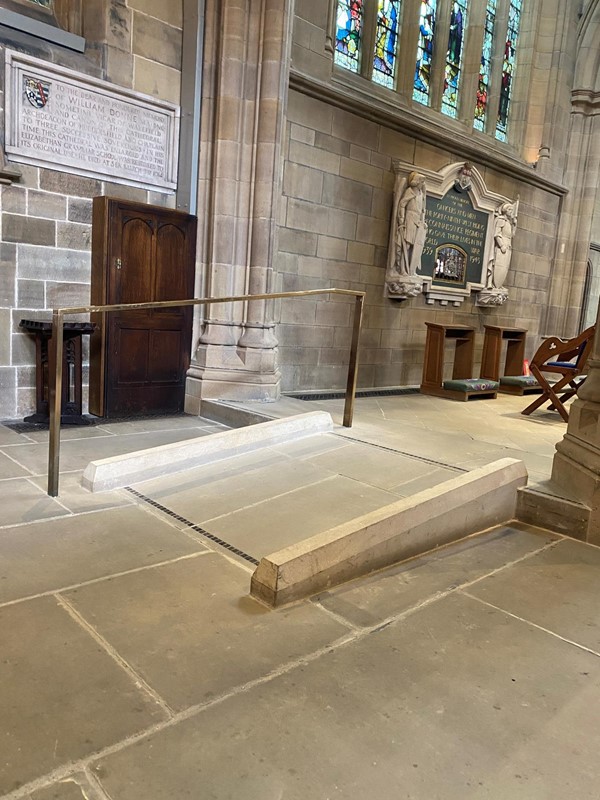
[420,322,498,401]
[480,325,540,395]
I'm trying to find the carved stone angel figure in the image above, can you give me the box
[486,200,519,290]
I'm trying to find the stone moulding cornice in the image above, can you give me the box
[571,89,600,115]
[289,70,568,198]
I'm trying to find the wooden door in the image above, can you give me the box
[89,197,197,418]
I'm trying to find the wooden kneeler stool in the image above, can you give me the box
[480,325,540,395]
[521,325,595,422]
[420,322,499,401]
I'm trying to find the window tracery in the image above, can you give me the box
[474,0,497,132]
[496,0,522,141]
[441,0,468,118]
[334,0,364,73]
[330,0,526,144]
[373,0,401,89]
[413,0,436,105]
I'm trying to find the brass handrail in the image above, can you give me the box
[47,288,365,496]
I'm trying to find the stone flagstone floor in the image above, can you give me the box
[1,394,599,798]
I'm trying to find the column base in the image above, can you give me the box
[185,344,281,413]
[549,398,600,543]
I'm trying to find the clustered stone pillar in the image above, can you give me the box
[544,8,600,541]
[186,0,291,410]
[544,96,600,337]
[551,291,600,544]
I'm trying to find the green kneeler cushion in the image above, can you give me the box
[500,375,539,388]
[443,378,499,392]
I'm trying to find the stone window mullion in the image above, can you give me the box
[457,0,485,125]
[361,0,379,80]
[397,0,422,98]
[429,0,451,110]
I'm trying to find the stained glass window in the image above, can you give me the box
[372,0,402,89]
[334,0,364,73]
[474,0,496,131]
[441,0,468,117]
[413,0,437,105]
[496,0,522,141]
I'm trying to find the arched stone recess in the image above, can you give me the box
[544,0,600,337]
[385,160,518,307]
[185,0,293,411]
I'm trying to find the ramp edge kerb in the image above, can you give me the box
[251,458,528,607]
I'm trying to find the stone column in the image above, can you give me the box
[544,99,600,337]
[530,5,600,542]
[551,287,600,543]
[543,1,600,337]
[186,0,292,410]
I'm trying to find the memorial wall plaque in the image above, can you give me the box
[4,51,179,192]
[419,189,488,288]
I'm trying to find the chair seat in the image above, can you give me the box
[546,361,576,369]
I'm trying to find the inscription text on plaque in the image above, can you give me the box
[419,190,488,288]
[5,51,179,192]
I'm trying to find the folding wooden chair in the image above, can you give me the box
[521,325,595,422]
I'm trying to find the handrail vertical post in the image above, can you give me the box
[47,309,64,497]
[343,293,364,427]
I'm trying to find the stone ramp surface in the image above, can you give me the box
[251,457,528,606]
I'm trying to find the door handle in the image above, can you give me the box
[115,258,123,270]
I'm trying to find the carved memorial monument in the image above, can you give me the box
[385,161,519,306]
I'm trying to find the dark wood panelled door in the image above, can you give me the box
[89,198,197,418]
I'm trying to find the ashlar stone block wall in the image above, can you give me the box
[276,90,560,393]
[0,0,183,419]
[274,0,569,394]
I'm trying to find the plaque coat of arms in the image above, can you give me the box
[24,76,50,108]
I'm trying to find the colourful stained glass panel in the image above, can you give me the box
[441,0,468,117]
[496,0,522,141]
[413,0,437,105]
[373,0,402,89]
[474,0,497,131]
[334,0,364,73]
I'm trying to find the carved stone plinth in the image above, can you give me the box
[385,276,422,300]
[477,288,509,306]
[548,354,600,540]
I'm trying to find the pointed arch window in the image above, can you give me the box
[474,0,497,131]
[372,0,402,88]
[334,0,364,73]
[329,0,526,146]
[413,0,437,105]
[441,0,468,117]
[496,0,522,141]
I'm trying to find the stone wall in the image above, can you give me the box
[0,0,183,419]
[273,0,572,393]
